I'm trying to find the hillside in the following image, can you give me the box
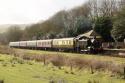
[0,24,30,33]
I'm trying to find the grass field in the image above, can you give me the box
[0,53,124,83]
[0,48,124,83]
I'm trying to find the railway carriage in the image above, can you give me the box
[36,39,52,50]
[19,41,27,48]
[9,42,20,48]
[26,41,37,49]
[52,38,75,51]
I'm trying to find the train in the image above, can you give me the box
[9,37,103,54]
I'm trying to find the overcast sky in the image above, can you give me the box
[0,0,87,24]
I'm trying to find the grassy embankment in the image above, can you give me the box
[19,49,125,64]
[0,46,125,83]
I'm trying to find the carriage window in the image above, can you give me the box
[66,41,69,44]
[38,42,41,45]
[64,41,66,45]
[56,41,58,44]
[62,41,65,44]
[69,41,71,44]
[42,42,43,45]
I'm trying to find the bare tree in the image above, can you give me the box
[87,0,99,21]
[99,0,118,17]
[118,0,125,9]
[87,0,120,19]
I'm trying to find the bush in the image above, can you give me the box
[0,80,4,83]
[50,54,65,69]
[27,61,34,65]
[10,57,25,64]
[110,64,124,77]
[0,45,15,55]
[90,60,110,71]
[2,62,7,67]
[22,55,31,60]
[66,57,89,71]
[11,64,16,67]
[88,80,99,83]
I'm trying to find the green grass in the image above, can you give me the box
[0,51,124,83]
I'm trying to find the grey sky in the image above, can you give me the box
[0,0,87,24]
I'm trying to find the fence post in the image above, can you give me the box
[90,65,94,74]
[43,55,46,65]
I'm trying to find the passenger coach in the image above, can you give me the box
[9,42,20,48]
[52,38,75,51]
[37,39,52,50]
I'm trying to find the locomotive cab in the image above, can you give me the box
[75,38,88,53]
[78,39,88,53]
[78,39,88,50]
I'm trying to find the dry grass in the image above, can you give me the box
[49,54,65,69]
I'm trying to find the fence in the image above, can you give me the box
[102,42,125,48]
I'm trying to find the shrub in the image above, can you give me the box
[10,57,25,64]
[0,45,15,55]
[2,62,7,67]
[66,57,91,72]
[22,55,31,60]
[11,64,16,67]
[90,60,110,71]
[17,59,25,64]
[0,59,4,62]
[110,64,124,77]
[49,80,55,83]
[50,54,65,69]
[88,80,99,83]
[73,58,90,69]
[27,61,33,65]
[0,80,4,83]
